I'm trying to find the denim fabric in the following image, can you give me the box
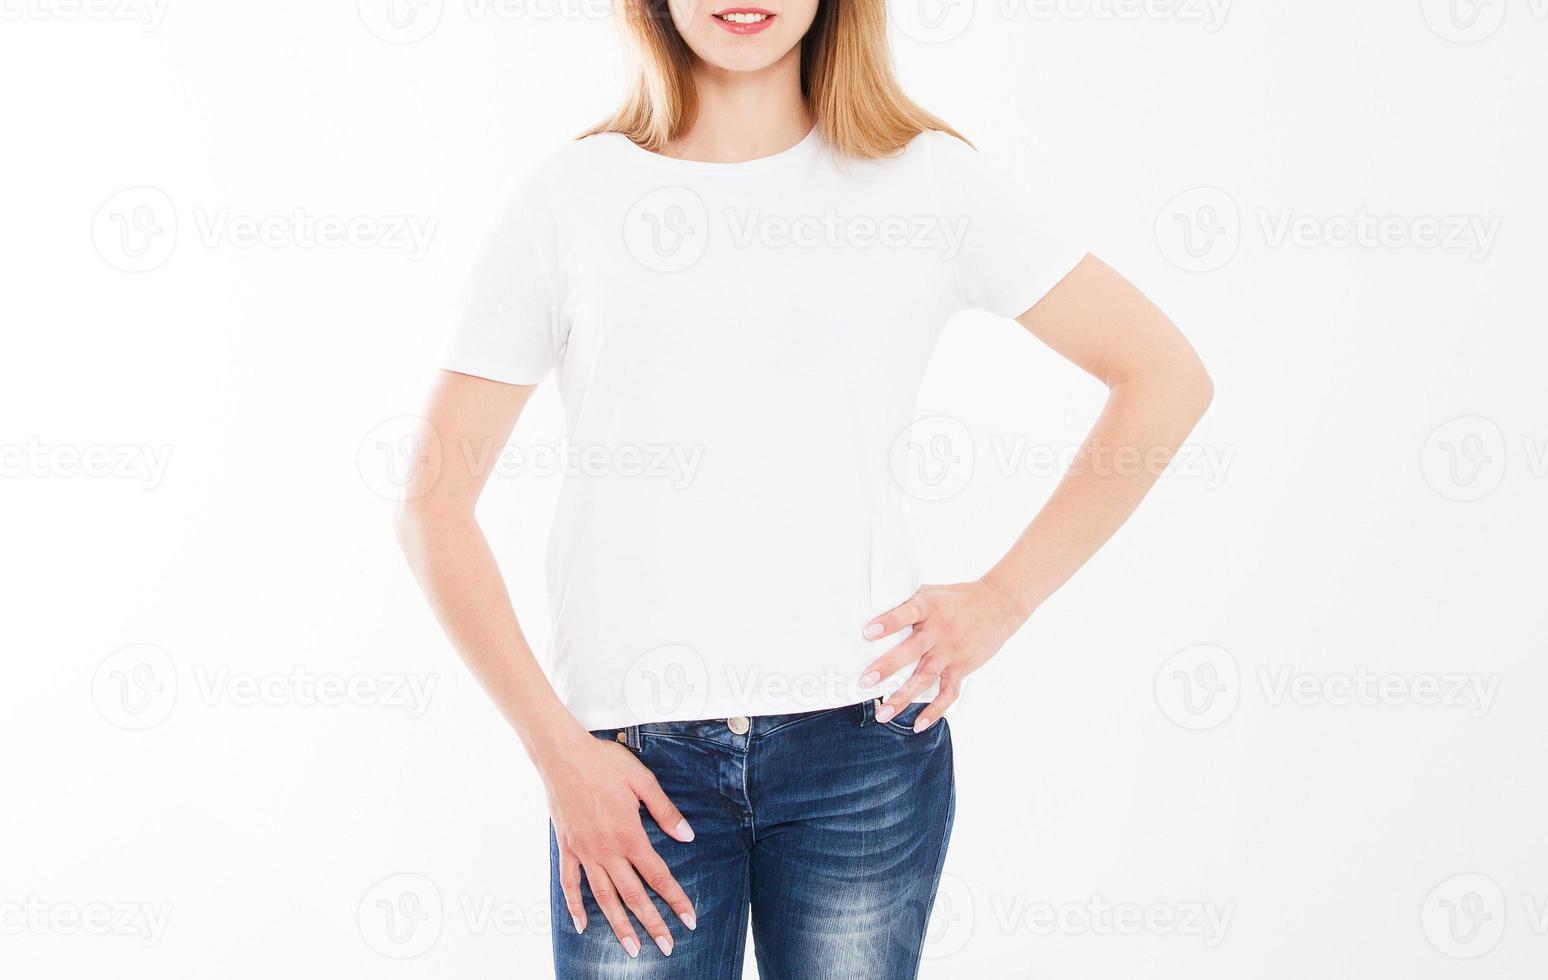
[549,700,955,979]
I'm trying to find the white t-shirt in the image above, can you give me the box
[444,127,1085,729]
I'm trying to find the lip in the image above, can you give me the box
[712,6,776,35]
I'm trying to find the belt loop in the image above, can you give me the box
[625,725,642,751]
[858,699,875,727]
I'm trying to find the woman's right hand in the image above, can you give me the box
[541,732,698,958]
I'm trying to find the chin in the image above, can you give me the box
[700,47,787,73]
[689,29,798,72]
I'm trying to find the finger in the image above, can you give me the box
[862,595,927,641]
[875,655,944,724]
[559,849,587,934]
[912,674,961,733]
[634,772,695,844]
[858,628,932,689]
[607,858,677,957]
[583,862,642,959]
[632,844,698,932]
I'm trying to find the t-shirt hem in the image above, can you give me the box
[440,354,550,387]
[986,246,1090,320]
[568,692,934,732]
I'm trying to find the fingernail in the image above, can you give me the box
[863,624,884,640]
[675,818,695,842]
[622,936,640,958]
[681,911,697,931]
[572,914,586,934]
[875,703,896,723]
[859,671,881,687]
[914,715,934,733]
[655,935,674,956]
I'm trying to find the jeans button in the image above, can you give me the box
[727,715,750,735]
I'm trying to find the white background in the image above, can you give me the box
[3,0,1546,977]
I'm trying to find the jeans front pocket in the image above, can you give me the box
[877,700,937,735]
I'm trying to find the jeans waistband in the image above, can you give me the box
[603,699,888,750]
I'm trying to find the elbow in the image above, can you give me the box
[394,495,474,561]
[393,500,421,557]
[1190,363,1215,419]
[1168,341,1214,421]
[1110,354,1214,421]
[393,497,437,558]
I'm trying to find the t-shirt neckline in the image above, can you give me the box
[611,126,822,174]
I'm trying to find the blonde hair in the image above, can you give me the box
[585,0,966,159]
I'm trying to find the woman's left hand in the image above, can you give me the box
[859,580,1026,732]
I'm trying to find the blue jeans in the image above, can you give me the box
[549,699,955,979]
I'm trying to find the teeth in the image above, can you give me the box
[719,12,768,23]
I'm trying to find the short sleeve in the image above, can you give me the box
[441,186,563,386]
[925,133,1088,320]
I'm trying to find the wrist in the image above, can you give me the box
[978,571,1039,627]
[520,715,593,777]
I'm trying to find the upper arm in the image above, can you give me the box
[403,370,539,513]
[1015,255,1211,395]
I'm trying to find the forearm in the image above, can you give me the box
[396,504,586,770]
[982,369,1213,622]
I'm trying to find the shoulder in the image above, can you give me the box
[510,133,630,201]
[871,128,993,193]
[904,128,987,173]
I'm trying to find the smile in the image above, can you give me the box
[713,7,776,34]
